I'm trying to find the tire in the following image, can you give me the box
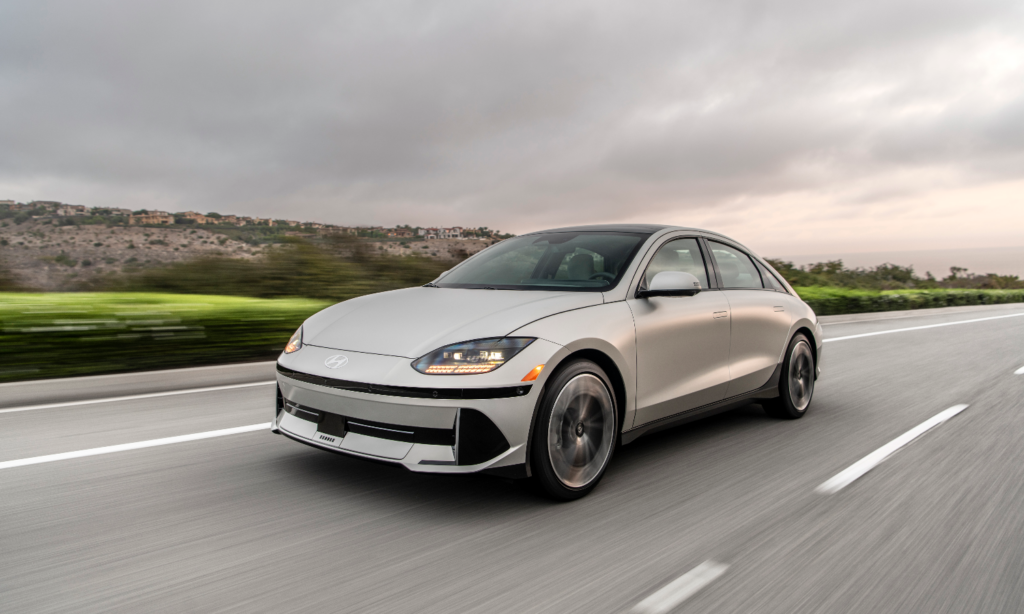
[530,359,618,501]
[763,333,815,420]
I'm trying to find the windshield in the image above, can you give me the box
[436,231,650,291]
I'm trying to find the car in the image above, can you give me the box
[273,224,823,500]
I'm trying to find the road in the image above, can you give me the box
[2,303,1024,613]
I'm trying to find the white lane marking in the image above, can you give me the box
[631,561,729,614]
[816,404,969,495]
[0,381,276,415]
[0,423,271,470]
[1015,366,1024,375]
[823,312,1024,343]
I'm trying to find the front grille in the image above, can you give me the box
[283,399,454,446]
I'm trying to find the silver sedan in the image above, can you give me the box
[274,224,823,500]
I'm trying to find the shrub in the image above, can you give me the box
[94,239,450,301]
[54,252,77,267]
[795,287,1024,316]
[0,293,330,381]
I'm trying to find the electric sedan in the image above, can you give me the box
[273,224,822,500]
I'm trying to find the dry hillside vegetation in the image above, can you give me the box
[0,221,493,291]
[0,221,259,290]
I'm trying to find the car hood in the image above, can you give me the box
[303,287,602,358]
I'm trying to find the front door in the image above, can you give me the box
[629,237,731,427]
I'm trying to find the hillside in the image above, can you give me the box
[0,220,492,291]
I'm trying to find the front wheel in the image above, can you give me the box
[763,333,815,419]
[530,359,618,501]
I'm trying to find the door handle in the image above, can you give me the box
[773,306,785,312]
[713,311,729,319]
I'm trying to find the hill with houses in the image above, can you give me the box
[0,199,504,241]
[0,199,504,291]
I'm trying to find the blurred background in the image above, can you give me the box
[4,3,1024,614]
[2,0,1024,381]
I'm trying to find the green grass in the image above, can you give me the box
[794,287,1024,316]
[0,293,330,382]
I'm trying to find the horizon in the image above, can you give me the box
[2,2,1023,258]
[4,198,1023,277]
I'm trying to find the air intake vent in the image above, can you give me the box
[457,409,511,466]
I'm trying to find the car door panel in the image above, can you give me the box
[628,236,731,427]
[629,292,731,425]
[722,290,792,396]
[704,239,794,397]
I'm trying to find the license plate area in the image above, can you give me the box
[319,412,347,438]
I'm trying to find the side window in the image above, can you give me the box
[643,238,710,290]
[707,241,764,289]
[756,261,786,291]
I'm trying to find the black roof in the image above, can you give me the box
[521,224,673,235]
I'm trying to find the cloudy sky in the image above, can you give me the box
[1,0,1022,258]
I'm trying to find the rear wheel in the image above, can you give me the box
[763,333,815,419]
[530,359,617,501]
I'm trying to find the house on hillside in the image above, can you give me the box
[53,204,89,216]
[28,201,63,211]
[178,211,212,224]
[129,211,173,225]
[417,226,463,240]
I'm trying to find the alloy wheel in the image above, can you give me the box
[546,373,615,489]
[788,340,814,412]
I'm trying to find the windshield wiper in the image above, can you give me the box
[423,282,439,288]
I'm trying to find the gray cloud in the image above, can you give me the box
[0,0,1022,235]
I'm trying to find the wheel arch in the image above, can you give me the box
[792,325,818,375]
[522,346,629,478]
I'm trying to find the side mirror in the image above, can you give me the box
[637,271,702,298]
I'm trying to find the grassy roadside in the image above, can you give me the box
[795,287,1024,316]
[0,293,329,383]
[3,287,1024,383]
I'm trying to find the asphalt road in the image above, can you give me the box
[3,303,1024,613]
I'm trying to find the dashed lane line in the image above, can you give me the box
[0,381,276,415]
[815,404,969,495]
[1015,366,1024,375]
[631,561,730,614]
[0,423,272,470]
[823,312,1024,343]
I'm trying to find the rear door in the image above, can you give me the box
[628,236,732,426]
[705,239,793,397]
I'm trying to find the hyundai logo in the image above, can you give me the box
[324,354,349,369]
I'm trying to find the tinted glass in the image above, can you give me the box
[643,238,710,290]
[708,241,764,289]
[756,261,786,291]
[438,232,648,291]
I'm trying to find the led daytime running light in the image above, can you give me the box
[413,337,535,375]
[284,327,303,354]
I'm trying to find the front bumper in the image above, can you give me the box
[274,366,539,474]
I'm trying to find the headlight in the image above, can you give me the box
[412,337,535,375]
[284,327,303,354]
